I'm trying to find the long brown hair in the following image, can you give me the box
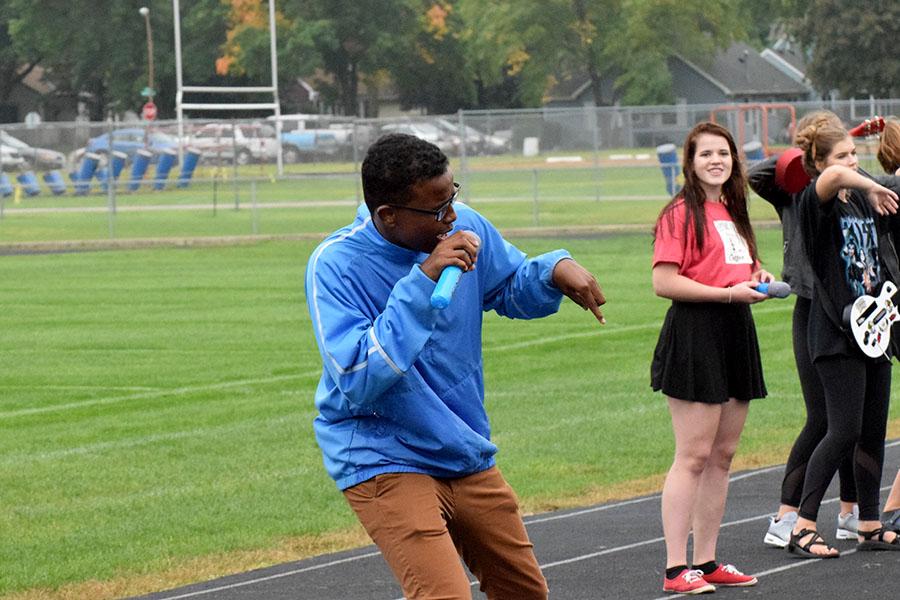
[878,116,900,174]
[654,122,758,263]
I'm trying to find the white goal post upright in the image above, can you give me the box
[172,0,283,173]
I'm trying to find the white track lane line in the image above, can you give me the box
[144,551,384,600]
[6,305,790,419]
[147,443,899,600]
[0,371,322,418]
[524,466,787,526]
[484,305,790,353]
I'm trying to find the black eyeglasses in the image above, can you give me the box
[387,183,460,221]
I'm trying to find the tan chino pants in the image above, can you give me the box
[343,466,548,600]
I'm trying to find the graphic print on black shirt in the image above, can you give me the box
[840,214,881,296]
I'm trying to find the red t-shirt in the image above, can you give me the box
[653,199,756,287]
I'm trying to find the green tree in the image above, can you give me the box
[790,0,900,98]
[456,0,749,108]
[215,0,321,106]
[160,1,245,119]
[606,0,749,105]
[284,0,415,115]
[0,5,37,111]
[9,1,146,119]
[225,0,417,116]
[387,2,475,113]
[6,0,230,120]
[735,0,796,47]
[0,0,816,122]
[454,0,587,108]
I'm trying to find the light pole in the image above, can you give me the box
[139,7,155,104]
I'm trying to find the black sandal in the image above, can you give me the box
[786,528,840,559]
[857,526,900,551]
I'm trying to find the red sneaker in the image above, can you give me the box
[701,563,758,587]
[663,568,715,594]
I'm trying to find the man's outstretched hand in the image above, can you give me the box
[552,259,606,324]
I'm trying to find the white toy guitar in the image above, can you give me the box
[844,281,900,358]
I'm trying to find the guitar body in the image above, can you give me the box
[845,281,899,358]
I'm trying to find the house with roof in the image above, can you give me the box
[759,38,820,101]
[670,41,816,104]
[1,65,79,125]
[542,42,816,148]
[546,42,814,109]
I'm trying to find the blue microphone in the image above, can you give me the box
[757,281,791,298]
[430,232,481,309]
[431,266,464,309]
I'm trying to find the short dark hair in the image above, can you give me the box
[361,133,449,212]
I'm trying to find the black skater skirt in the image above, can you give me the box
[651,301,767,403]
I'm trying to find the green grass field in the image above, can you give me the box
[0,198,778,244]
[0,153,896,599]
[0,158,794,244]
[3,227,899,599]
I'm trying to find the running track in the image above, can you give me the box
[132,440,900,599]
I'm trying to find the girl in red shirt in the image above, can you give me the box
[651,122,773,594]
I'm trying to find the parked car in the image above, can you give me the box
[82,128,179,162]
[189,122,279,165]
[0,130,66,170]
[1,145,26,171]
[433,118,511,155]
[379,122,459,154]
[280,129,340,163]
[275,114,358,161]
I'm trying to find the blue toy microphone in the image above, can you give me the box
[430,232,481,309]
[756,281,791,298]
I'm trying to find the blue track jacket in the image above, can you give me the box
[306,203,571,490]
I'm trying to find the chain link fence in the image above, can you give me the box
[1,98,897,242]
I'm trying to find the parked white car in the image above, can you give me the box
[275,114,358,161]
[380,122,459,154]
[1,145,26,171]
[0,130,66,170]
[433,119,510,155]
[189,123,279,165]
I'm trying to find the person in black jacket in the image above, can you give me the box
[749,111,863,548]
[787,117,900,558]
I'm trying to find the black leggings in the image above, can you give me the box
[780,296,857,507]
[798,355,891,522]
